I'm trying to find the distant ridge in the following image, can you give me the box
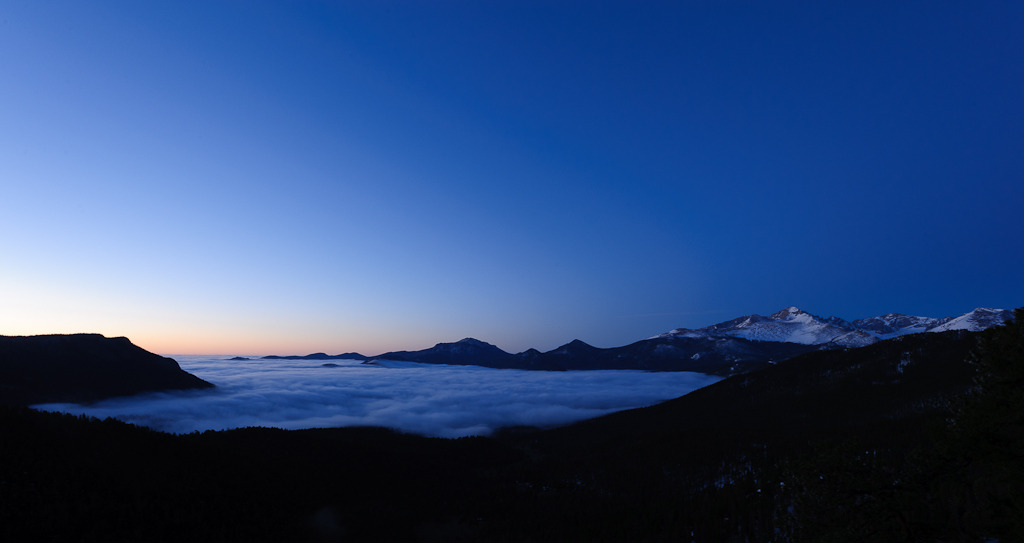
[654,306,1014,347]
[255,307,1015,376]
[3,314,1018,542]
[373,337,510,366]
[260,352,368,361]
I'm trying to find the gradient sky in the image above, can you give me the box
[2,1,1022,356]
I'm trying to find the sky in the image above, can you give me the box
[34,355,721,437]
[2,1,1022,356]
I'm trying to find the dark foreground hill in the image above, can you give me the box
[0,334,213,405]
[1,314,1021,541]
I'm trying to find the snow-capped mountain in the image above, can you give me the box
[268,307,1013,376]
[850,314,943,339]
[655,307,874,347]
[655,307,1013,347]
[926,307,1014,333]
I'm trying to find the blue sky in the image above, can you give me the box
[2,1,1021,355]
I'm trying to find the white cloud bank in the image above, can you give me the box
[34,356,722,438]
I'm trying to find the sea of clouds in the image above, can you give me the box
[34,356,722,438]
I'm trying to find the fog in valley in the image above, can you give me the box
[35,356,721,437]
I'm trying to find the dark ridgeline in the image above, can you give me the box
[372,337,512,366]
[361,336,818,375]
[1,312,1021,542]
[511,335,817,373]
[0,333,213,406]
[268,307,1015,376]
[261,352,369,361]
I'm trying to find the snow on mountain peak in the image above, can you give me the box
[851,313,941,339]
[688,307,854,345]
[825,330,878,348]
[654,306,1013,347]
[771,306,804,318]
[927,307,1014,333]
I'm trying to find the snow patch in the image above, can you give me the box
[653,306,1011,347]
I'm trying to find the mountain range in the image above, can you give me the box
[653,305,1012,346]
[4,311,1020,541]
[260,307,1013,375]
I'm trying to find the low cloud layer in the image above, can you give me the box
[34,356,721,438]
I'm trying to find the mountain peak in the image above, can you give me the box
[550,339,598,355]
[454,338,489,346]
[770,306,806,319]
[657,306,1013,348]
[928,307,1014,333]
[375,337,511,365]
[430,338,494,349]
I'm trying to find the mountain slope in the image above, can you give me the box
[655,306,1013,347]
[496,324,1016,541]
[261,307,1013,375]
[2,318,1019,542]
[507,335,818,374]
[534,329,980,449]
[927,307,1013,332]
[369,335,819,375]
[372,337,512,366]
[850,313,943,338]
[0,334,213,405]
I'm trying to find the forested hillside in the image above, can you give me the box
[2,313,1020,541]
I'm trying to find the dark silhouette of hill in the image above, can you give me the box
[265,306,1012,375]
[480,329,993,540]
[261,352,368,361]
[0,334,213,405]
[2,314,1020,541]
[533,329,979,449]
[371,337,512,366]
[508,335,817,373]
[362,335,818,375]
